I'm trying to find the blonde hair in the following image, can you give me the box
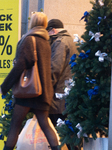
[29,12,48,29]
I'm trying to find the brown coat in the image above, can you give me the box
[49,30,77,114]
[1,27,53,110]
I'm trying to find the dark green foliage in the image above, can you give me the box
[57,0,112,149]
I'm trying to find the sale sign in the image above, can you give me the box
[0,0,21,82]
[0,1,21,149]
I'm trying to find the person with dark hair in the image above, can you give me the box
[0,13,60,150]
[47,19,78,150]
[47,18,77,130]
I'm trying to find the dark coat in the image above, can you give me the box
[1,27,53,110]
[49,30,77,114]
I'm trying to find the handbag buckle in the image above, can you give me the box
[24,76,27,82]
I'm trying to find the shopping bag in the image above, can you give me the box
[16,115,60,150]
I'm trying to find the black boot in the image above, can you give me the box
[51,146,60,150]
[3,146,14,150]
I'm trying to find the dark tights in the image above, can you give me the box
[4,104,59,149]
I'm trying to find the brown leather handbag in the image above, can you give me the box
[12,36,42,98]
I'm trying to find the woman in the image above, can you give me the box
[0,12,59,150]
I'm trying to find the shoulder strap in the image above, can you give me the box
[32,36,37,61]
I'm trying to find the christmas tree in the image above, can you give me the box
[0,90,14,141]
[56,0,112,149]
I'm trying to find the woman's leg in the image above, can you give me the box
[34,109,59,148]
[4,104,30,149]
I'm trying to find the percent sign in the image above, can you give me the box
[0,35,12,55]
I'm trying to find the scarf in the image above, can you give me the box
[15,26,49,60]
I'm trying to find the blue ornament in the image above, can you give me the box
[2,95,6,99]
[65,120,74,132]
[87,86,99,100]
[79,49,91,59]
[9,100,12,106]
[71,62,77,68]
[85,77,96,84]
[6,104,9,107]
[97,16,106,25]
[80,11,89,22]
[8,106,13,112]
[69,54,76,64]
[97,17,102,25]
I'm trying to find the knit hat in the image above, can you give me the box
[46,19,64,30]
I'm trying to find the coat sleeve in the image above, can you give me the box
[51,39,68,86]
[1,36,35,95]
